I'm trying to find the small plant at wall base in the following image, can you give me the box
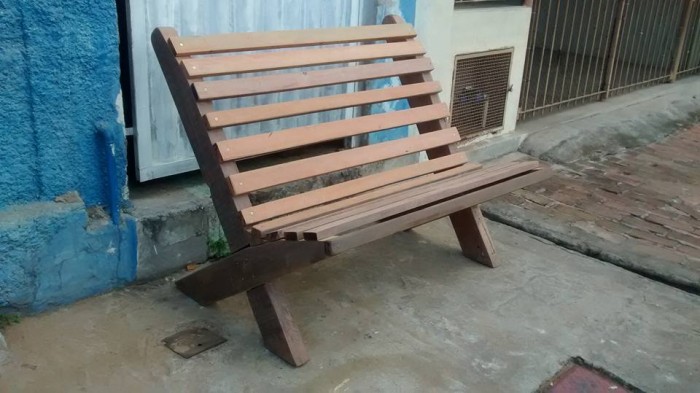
[208,238,230,259]
[0,314,21,329]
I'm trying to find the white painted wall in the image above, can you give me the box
[416,1,532,139]
[127,0,376,181]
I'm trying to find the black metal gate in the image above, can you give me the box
[520,0,700,120]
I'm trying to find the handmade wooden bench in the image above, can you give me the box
[152,15,551,367]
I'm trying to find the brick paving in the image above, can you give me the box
[492,125,700,289]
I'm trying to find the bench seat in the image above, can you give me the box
[152,15,550,367]
[258,160,547,247]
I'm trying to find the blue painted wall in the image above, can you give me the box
[0,0,135,313]
[0,0,127,209]
[0,201,137,312]
[369,0,418,144]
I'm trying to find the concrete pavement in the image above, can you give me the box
[1,220,698,392]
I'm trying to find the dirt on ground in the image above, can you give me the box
[486,124,700,292]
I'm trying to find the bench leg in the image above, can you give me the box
[247,281,310,367]
[449,205,499,268]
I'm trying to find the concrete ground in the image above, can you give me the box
[517,76,700,165]
[1,220,699,392]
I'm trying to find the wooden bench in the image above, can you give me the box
[152,15,551,367]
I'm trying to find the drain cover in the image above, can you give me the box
[539,359,640,393]
[163,327,227,359]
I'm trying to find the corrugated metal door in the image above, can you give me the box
[127,0,377,181]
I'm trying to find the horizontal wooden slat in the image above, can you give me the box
[325,167,553,255]
[251,162,480,237]
[229,127,460,195]
[282,162,538,240]
[216,103,449,162]
[243,153,471,225]
[205,81,441,129]
[181,41,425,78]
[303,162,543,241]
[170,24,417,56]
[194,58,434,100]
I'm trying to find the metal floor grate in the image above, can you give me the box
[449,49,512,140]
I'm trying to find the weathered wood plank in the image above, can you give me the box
[195,58,434,100]
[229,127,460,195]
[281,162,532,240]
[301,162,541,240]
[205,81,441,129]
[253,164,478,240]
[325,167,554,255]
[170,23,417,55]
[251,163,480,238]
[182,41,425,77]
[243,152,469,225]
[216,103,448,162]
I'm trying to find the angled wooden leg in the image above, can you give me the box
[247,281,310,367]
[449,205,499,268]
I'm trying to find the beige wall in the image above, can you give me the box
[415,1,532,138]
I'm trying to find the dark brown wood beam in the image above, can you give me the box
[248,282,310,367]
[175,241,327,306]
[151,28,252,252]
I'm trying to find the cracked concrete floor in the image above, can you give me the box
[1,220,699,392]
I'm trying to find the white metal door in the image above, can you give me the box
[127,0,377,181]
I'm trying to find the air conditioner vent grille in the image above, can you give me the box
[450,50,512,140]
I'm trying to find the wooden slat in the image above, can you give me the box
[281,164,515,240]
[194,58,434,100]
[216,103,449,162]
[229,127,460,195]
[206,81,441,129]
[297,162,542,241]
[251,162,480,238]
[181,41,425,78]
[325,167,554,255]
[284,162,537,239]
[170,23,417,56]
[243,153,472,225]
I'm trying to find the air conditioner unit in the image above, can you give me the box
[449,48,513,140]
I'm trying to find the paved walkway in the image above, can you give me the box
[485,125,700,292]
[1,221,699,392]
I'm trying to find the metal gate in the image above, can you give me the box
[520,0,700,120]
[127,0,376,181]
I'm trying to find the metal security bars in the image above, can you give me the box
[450,50,513,139]
[676,0,700,77]
[520,0,700,120]
[606,0,684,97]
[455,0,523,5]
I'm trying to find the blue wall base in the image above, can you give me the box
[0,199,137,313]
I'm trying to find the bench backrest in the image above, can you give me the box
[152,16,465,250]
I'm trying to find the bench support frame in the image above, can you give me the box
[383,14,498,267]
[153,16,518,367]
